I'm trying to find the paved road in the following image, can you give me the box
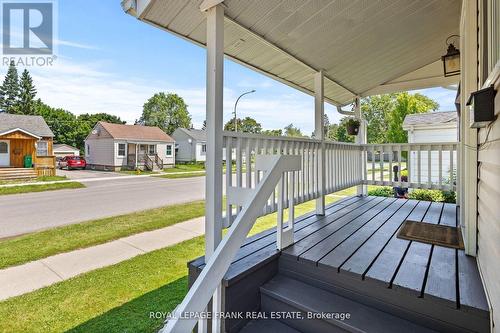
[0,176,205,238]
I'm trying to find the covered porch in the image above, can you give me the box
[126,142,164,171]
[122,1,491,332]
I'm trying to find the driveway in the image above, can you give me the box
[0,176,205,238]
[56,169,125,180]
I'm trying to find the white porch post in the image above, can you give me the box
[314,70,325,215]
[354,96,367,196]
[203,1,224,332]
[460,0,478,256]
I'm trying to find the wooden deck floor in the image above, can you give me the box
[189,196,490,332]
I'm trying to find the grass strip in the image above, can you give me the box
[0,182,84,196]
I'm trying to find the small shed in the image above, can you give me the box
[403,111,458,184]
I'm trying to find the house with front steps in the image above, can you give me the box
[123,1,500,332]
[0,113,56,179]
[85,121,175,171]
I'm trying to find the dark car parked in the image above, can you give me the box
[59,156,86,170]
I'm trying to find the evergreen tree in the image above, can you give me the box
[0,60,20,113]
[19,69,37,114]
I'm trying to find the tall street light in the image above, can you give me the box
[233,89,256,132]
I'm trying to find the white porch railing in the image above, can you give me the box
[161,154,301,333]
[361,143,458,191]
[223,132,361,227]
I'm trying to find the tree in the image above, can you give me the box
[386,92,439,143]
[284,123,304,137]
[0,60,20,113]
[262,129,283,136]
[326,117,355,143]
[360,94,395,144]
[19,69,37,115]
[224,116,262,133]
[138,92,191,135]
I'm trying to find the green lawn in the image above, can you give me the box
[156,172,205,179]
[0,181,84,196]
[118,170,159,175]
[0,200,205,270]
[0,195,343,333]
[163,164,205,173]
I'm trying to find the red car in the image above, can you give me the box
[59,156,86,170]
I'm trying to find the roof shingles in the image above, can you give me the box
[0,113,54,137]
[98,122,174,142]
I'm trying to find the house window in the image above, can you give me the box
[36,141,48,156]
[148,145,156,155]
[0,142,7,154]
[117,143,126,157]
[201,144,207,153]
[166,144,172,156]
[86,144,90,156]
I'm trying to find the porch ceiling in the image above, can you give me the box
[124,0,461,105]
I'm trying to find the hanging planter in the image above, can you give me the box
[346,118,361,135]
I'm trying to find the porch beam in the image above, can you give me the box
[205,3,224,332]
[354,96,367,196]
[314,70,325,215]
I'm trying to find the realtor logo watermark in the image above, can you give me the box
[1,0,57,66]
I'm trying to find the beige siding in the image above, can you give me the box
[477,69,500,331]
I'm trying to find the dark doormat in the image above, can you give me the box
[397,220,464,249]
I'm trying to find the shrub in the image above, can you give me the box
[368,186,394,197]
[408,189,444,202]
[441,190,456,203]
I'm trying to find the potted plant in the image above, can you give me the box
[346,118,361,135]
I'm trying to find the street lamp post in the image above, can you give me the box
[233,89,256,132]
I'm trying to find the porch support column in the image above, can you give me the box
[460,0,478,256]
[354,96,367,196]
[314,70,325,215]
[204,2,224,332]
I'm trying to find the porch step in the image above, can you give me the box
[259,275,437,333]
[0,168,37,180]
[239,319,301,333]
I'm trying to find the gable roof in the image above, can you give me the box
[53,144,79,152]
[97,122,174,142]
[403,111,457,128]
[0,113,54,137]
[175,128,206,142]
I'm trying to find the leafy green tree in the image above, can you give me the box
[284,123,304,137]
[386,92,438,143]
[34,100,80,148]
[361,94,395,144]
[138,92,191,134]
[0,60,20,113]
[224,116,262,133]
[19,69,37,115]
[262,129,283,136]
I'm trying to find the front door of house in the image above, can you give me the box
[0,140,10,166]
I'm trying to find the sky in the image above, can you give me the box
[1,0,457,135]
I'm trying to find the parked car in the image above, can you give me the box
[59,156,86,170]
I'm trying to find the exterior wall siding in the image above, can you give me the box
[477,67,500,332]
[85,138,115,168]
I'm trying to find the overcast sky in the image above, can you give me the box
[1,0,457,135]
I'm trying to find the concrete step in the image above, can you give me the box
[260,275,437,333]
[239,319,302,333]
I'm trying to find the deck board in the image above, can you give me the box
[423,203,457,306]
[299,197,396,264]
[283,196,382,257]
[317,198,405,269]
[364,200,431,284]
[391,202,443,295]
[339,199,419,277]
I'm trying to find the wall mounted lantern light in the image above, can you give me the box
[441,35,460,77]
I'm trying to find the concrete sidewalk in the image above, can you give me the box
[0,216,205,301]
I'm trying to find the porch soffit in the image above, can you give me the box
[125,0,461,105]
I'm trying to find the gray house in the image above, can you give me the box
[85,122,175,171]
[171,128,207,162]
